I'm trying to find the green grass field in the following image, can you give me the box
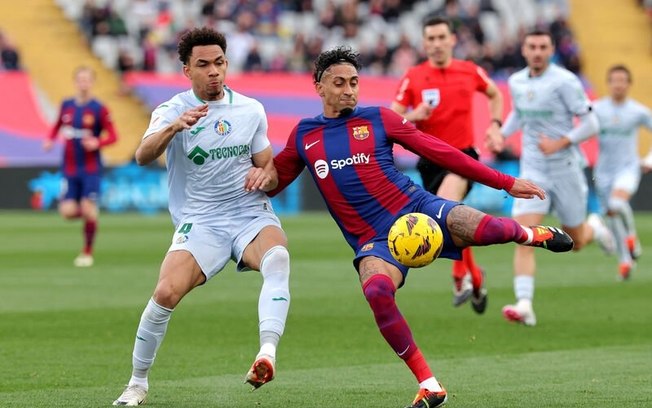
[1,211,651,407]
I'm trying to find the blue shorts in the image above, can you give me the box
[353,193,462,285]
[61,174,101,202]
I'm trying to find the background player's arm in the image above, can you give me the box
[43,104,64,151]
[484,80,504,152]
[135,104,208,165]
[539,78,599,155]
[640,106,652,173]
[490,111,520,153]
[81,106,118,151]
[538,111,599,155]
[390,100,434,122]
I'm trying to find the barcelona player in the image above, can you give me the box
[43,66,118,267]
[390,16,504,313]
[269,46,573,408]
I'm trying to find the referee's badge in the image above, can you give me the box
[422,88,440,108]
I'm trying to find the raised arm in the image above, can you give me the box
[135,104,208,165]
[381,107,545,199]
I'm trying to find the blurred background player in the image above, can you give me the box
[112,27,290,406]
[390,16,504,314]
[492,30,614,326]
[270,46,573,408]
[593,64,652,280]
[43,66,118,267]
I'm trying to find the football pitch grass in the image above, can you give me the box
[1,211,651,407]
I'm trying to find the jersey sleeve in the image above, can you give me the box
[393,72,415,108]
[559,75,592,116]
[48,102,65,141]
[251,102,271,154]
[379,107,515,191]
[143,102,179,139]
[473,64,491,93]
[267,125,306,197]
[640,104,652,131]
[98,105,118,147]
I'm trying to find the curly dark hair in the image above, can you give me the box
[313,46,361,83]
[177,27,227,65]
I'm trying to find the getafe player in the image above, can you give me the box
[593,64,652,279]
[113,27,290,406]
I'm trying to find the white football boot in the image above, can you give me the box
[113,384,147,406]
[502,300,537,326]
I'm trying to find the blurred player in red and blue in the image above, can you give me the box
[43,66,118,267]
[269,47,573,408]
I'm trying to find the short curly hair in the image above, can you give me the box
[177,27,227,65]
[313,46,361,83]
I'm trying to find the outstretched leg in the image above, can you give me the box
[358,257,447,408]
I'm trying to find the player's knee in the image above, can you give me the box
[362,275,395,308]
[152,284,183,309]
[607,197,627,214]
[261,245,290,280]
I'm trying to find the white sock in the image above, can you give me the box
[258,342,277,360]
[587,214,609,242]
[258,246,290,340]
[609,197,636,236]
[128,375,148,389]
[521,227,534,245]
[514,275,534,302]
[131,298,173,386]
[419,377,443,392]
[607,215,631,264]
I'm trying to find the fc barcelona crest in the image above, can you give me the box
[352,125,369,140]
[82,113,96,127]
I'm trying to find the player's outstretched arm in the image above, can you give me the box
[135,105,208,165]
[507,178,545,200]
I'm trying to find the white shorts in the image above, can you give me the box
[512,161,588,228]
[594,165,641,206]
[168,205,282,280]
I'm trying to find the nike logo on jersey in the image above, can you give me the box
[435,203,446,219]
[190,126,206,136]
[305,140,320,150]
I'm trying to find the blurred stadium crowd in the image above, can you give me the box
[52,0,578,80]
[3,0,651,79]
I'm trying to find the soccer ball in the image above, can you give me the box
[388,213,444,268]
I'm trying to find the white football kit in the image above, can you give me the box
[144,87,281,277]
[593,97,652,203]
[503,64,593,227]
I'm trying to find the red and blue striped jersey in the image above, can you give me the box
[271,106,515,249]
[49,98,118,176]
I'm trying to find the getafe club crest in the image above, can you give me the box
[352,125,369,140]
[214,119,232,136]
[421,88,440,108]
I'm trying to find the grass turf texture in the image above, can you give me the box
[0,211,650,407]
